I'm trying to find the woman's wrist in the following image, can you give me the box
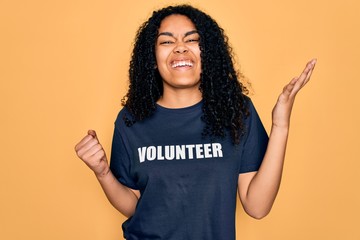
[270,124,290,136]
[95,166,111,180]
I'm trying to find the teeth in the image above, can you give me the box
[171,60,193,68]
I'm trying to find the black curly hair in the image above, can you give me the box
[122,4,250,145]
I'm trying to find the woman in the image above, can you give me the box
[75,5,316,240]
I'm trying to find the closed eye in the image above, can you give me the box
[160,41,174,45]
[186,39,199,43]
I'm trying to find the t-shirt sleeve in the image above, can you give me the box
[109,120,138,190]
[239,99,269,174]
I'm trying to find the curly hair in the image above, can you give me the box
[122,4,250,145]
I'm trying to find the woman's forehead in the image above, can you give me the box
[158,14,196,33]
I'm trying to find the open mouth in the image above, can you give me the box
[171,60,194,68]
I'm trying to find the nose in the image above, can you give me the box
[174,42,188,54]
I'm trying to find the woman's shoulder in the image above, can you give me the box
[114,106,131,127]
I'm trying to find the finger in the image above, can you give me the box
[283,77,298,96]
[296,59,316,83]
[76,138,99,158]
[291,76,307,96]
[75,134,94,152]
[299,59,317,84]
[88,130,99,141]
[301,63,315,87]
[91,149,106,163]
[82,143,104,160]
[290,59,317,96]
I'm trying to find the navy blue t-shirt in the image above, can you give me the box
[110,99,268,240]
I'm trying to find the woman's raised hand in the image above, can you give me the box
[272,59,317,129]
[75,130,110,178]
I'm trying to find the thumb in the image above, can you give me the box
[88,129,99,141]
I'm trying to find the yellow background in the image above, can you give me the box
[1,0,359,239]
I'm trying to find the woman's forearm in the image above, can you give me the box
[75,130,138,218]
[242,125,289,219]
[96,168,138,218]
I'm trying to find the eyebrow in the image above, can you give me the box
[157,30,199,38]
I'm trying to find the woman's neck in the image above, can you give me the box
[157,88,202,109]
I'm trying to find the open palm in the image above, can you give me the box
[272,59,317,128]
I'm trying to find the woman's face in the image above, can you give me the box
[155,14,202,94]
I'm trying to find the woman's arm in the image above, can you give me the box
[238,59,317,219]
[75,130,139,217]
